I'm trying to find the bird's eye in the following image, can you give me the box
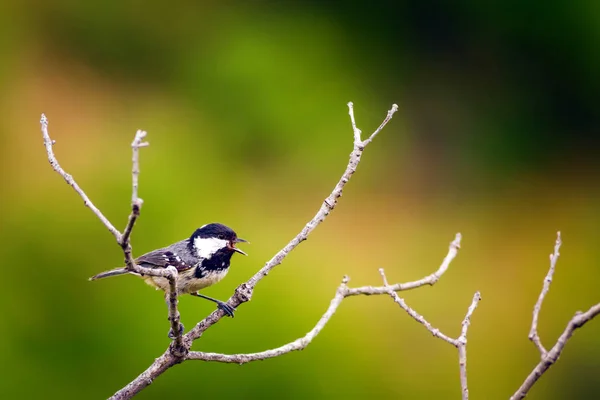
[218,234,225,240]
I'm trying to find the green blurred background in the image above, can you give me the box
[1,1,599,399]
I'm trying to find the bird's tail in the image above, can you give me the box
[89,268,130,281]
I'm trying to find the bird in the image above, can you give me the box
[90,223,248,327]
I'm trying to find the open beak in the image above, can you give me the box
[232,238,248,256]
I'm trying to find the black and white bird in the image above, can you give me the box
[90,223,247,318]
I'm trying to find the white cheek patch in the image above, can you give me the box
[193,237,229,258]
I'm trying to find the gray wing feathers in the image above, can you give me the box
[135,240,194,272]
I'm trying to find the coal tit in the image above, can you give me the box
[90,223,248,317]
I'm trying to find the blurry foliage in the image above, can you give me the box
[0,1,599,399]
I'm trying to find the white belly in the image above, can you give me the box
[143,268,229,294]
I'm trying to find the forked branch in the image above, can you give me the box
[511,232,600,399]
[183,102,399,343]
[186,233,466,362]
[528,232,562,356]
[40,115,184,349]
[40,114,121,241]
[187,235,480,400]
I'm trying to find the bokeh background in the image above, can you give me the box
[1,1,599,399]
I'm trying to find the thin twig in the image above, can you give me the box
[379,265,481,400]
[121,131,148,246]
[380,268,460,345]
[457,292,481,400]
[120,200,142,253]
[130,130,149,205]
[187,277,350,364]
[363,103,399,145]
[347,101,362,143]
[165,270,184,352]
[346,233,462,296]
[40,114,122,242]
[528,231,562,356]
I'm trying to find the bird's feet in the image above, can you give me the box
[217,301,235,317]
[190,292,236,317]
[168,321,185,339]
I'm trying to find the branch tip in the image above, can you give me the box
[363,103,399,144]
[512,233,600,399]
[452,233,462,248]
[379,268,390,287]
[40,113,122,241]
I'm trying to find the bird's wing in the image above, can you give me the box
[135,249,194,272]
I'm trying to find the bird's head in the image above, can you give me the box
[190,223,248,259]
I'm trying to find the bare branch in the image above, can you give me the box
[130,130,149,205]
[186,234,468,367]
[186,277,350,364]
[245,102,399,286]
[511,303,600,400]
[108,352,179,400]
[40,114,122,242]
[165,271,184,351]
[380,268,459,346]
[124,130,184,348]
[120,200,142,255]
[121,131,148,247]
[363,103,399,145]
[457,292,481,400]
[184,103,399,342]
[40,115,185,363]
[379,266,481,400]
[186,237,479,400]
[511,232,600,399]
[347,101,362,143]
[346,233,462,296]
[528,231,562,356]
